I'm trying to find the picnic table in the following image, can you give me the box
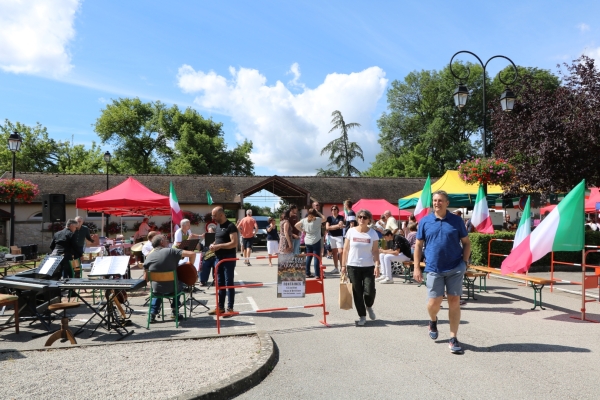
[0,257,42,277]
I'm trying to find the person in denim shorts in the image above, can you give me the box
[413,190,471,354]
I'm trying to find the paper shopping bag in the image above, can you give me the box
[339,273,353,310]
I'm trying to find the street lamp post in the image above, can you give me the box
[449,50,518,158]
[104,151,111,230]
[8,131,22,246]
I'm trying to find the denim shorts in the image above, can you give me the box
[426,261,466,298]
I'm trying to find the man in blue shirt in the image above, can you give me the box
[413,190,471,354]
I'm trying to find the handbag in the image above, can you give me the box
[339,273,353,310]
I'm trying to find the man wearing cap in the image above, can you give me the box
[377,229,411,284]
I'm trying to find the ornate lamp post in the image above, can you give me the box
[449,50,518,158]
[8,131,22,246]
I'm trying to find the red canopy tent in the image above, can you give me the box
[585,188,600,213]
[352,199,411,221]
[76,177,171,216]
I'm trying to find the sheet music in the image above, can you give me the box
[84,247,102,254]
[90,256,130,276]
[39,256,61,275]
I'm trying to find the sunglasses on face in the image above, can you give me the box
[357,215,368,220]
[331,208,338,211]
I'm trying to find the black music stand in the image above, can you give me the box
[179,238,200,251]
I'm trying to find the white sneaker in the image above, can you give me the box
[356,316,366,326]
[379,278,394,284]
[375,276,386,281]
[331,268,339,274]
[366,307,376,320]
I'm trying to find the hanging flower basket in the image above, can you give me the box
[183,211,202,225]
[0,179,39,203]
[458,158,516,187]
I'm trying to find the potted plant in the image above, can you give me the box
[0,179,39,203]
[458,157,516,187]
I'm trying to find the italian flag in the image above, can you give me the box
[502,180,585,274]
[170,181,183,226]
[513,196,531,249]
[471,184,494,233]
[414,175,431,222]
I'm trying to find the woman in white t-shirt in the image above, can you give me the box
[341,209,380,326]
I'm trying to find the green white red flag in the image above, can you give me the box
[170,181,183,226]
[471,184,494,234]
[414,175,431,222]
[501,180,585,274]
[512,196,531,249]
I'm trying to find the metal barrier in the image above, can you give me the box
[213,253,329,334]
[487,238,514,268]
[550,246,600,323]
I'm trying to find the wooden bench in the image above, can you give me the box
[470,265,552,310]
[389,261,426,285]
[463,271,488,301]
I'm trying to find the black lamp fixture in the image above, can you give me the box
[8,131,22,246]
[499,87,516,112]
[453,84,469,110]
[104,151,111,190]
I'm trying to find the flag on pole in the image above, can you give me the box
[471,184,494,234]
[501,180,585,274]
[170,182,183,226]
[206,190,213,205]
[414,175,432,222]
[513,196,531,249]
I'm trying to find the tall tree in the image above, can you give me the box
[364,63,560,178]
[0,120,104,174]
[319,110,363,176]
[94,98,170,173]
[166,107,254,175]
[492,56,600,193]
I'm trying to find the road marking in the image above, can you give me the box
[247,296,259,311]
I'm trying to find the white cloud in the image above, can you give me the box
[287,62,305,89]
[0,0,80,76]
[177,64,388,175]
[577,23,590,33]
[583,46,600,63]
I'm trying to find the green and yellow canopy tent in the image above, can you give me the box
[399,170,504,209]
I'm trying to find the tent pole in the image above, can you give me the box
[120,216,123,236]
[101,213,104,237]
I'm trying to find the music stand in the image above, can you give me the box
[204,233,215,248]
[179,238,200,251]
[36,255,63,278]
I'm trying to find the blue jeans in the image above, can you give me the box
[150,295,183,315]
[199,257,216,284]
[305,240,322,277]
[216,258,236,310]
[292,238,301,255]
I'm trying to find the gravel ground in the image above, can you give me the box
[0,335,260,399]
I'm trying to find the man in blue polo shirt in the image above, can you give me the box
[413,190,471,354]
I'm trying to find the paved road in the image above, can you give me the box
[228,250,600,399]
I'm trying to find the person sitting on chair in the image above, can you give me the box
[135,217,152,243]
[143,234,195,322]
[142,231,160,257]
[377,229,412,284]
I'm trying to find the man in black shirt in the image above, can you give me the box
[208,206,239,316]
[377,229,411,284]
[75,216,95,254]
[50,219,83,278]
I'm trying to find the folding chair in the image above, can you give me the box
[146,270,187,328]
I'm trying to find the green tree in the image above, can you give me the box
[94,98,172,174]
[1,120,104,174]
[365,63,560,177]
[319,110,363,176]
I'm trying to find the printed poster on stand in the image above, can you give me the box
[277,253,305,298]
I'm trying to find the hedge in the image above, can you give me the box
[469,230,600,269]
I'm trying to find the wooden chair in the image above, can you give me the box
[45,302,80,346]
[146,270,187,328]
[0,294,19,333]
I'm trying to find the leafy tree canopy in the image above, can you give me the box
[492,56,600,193]
[364,63,560,178]
[0,120,104,174]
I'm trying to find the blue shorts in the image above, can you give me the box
[242,237,254,250]
[426,261,466,298]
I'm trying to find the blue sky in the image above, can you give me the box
[1,1,599,207]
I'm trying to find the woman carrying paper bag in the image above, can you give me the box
[341,209,380,326]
